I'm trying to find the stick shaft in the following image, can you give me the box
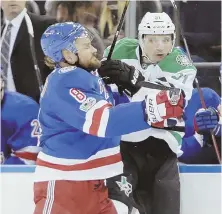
[170,0,221,163]
[107,1,130,60]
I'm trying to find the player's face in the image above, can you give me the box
[75,37,101,70]
[143,34,173,63]
[1,1,26,20]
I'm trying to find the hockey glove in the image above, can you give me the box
[194,107,219,134]
[98,60,144,96]
[144,88,184,127]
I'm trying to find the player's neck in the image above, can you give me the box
[59,62,74,68]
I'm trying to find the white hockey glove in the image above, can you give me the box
[144,88,184,128]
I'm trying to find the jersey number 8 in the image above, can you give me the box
[70,88,86,103]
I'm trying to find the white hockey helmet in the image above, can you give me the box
[138,12,176,57]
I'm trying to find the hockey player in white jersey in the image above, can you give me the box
[99,12,198,214]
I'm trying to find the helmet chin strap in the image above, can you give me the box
[142,51,156,64]
[139,40,156,64]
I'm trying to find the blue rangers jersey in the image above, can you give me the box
[180,88,221,161]
[1,91,41,165]
[35,66,149,181]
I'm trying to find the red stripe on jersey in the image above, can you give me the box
[13,151,38,161]
[36,153,121,171]
[89,103,112,135]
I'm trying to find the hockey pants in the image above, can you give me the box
[120,137,180,214]
[33,179,117,214]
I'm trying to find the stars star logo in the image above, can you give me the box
[115,176,132,197]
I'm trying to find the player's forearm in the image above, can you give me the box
[92,101,149,138]
[112,91,130,105]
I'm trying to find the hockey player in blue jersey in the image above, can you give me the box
[180,88,221,164]
[1,75,41,165]
[33,22,185,214]
[179,88,221,164]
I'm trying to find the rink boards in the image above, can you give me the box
[0,165,221,214]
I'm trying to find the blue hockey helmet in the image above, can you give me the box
[41,22,92,63]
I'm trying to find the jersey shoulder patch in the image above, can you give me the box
[158,47,197,73]
[104,37,138,60]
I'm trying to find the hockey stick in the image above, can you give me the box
[170,0,221,163]
[137,81,174,91]
[105,1,130,95]
[107,0,130,60]
[25,14,43,93]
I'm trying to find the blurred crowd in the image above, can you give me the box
[1,0,221,93]
[34,1,127,59]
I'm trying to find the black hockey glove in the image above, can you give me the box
[98,60,144,96]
